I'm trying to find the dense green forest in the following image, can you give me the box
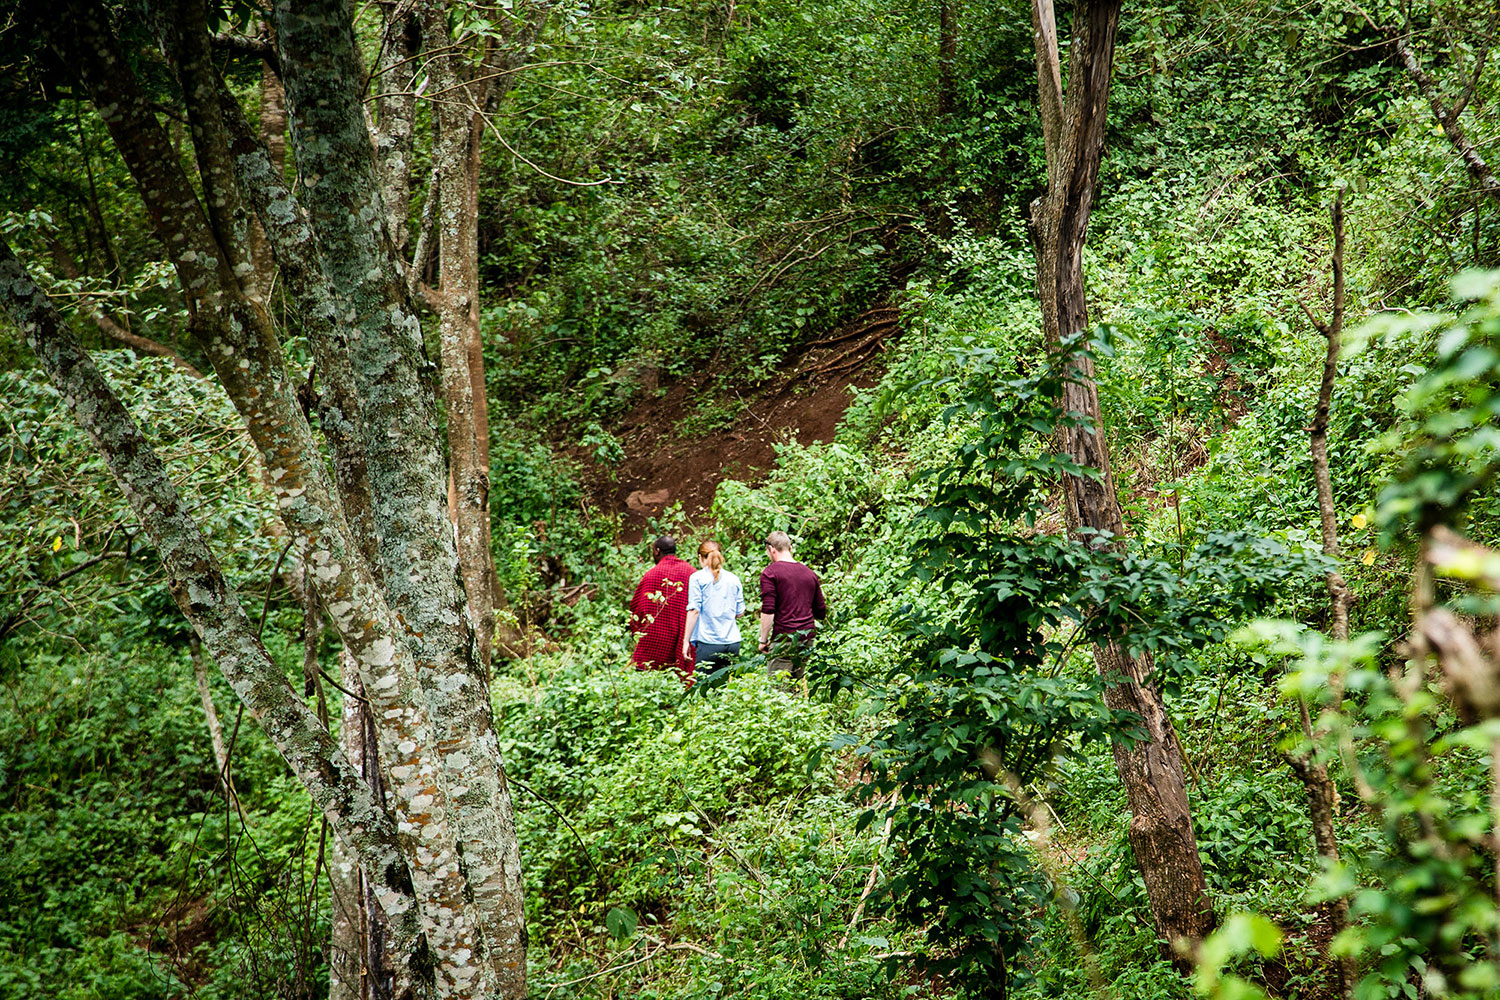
[2,0,1500,998]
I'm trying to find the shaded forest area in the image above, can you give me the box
[3,0,1500,998]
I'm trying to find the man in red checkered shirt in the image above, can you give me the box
[629,535,695,679]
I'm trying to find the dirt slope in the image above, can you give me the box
[586,306,900,540]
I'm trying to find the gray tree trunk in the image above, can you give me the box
[32,0,532,994]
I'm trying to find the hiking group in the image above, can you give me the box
[629,531,826,684]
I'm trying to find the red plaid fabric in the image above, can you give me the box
[630,555,695,677]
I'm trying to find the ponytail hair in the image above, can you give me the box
[698,540,725,582]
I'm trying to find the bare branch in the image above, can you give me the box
[47,239,206,378]
[213,31,279,73]
[1392,32,1500,205]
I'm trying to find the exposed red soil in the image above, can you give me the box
[583,306,900,541]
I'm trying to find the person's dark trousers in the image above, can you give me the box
[693,641,741,671]
[767,633,813,681]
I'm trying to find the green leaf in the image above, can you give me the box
[605,906,638,941]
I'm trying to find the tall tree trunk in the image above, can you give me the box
[938,0,959,116]
[42,1,528,993]
[1026,0,1215,960]
[274,0,528,989]
[428,74,496,670]
[373,3,421,258]
[0,238,425,961]
[35,0,531,992]
[245,44,286,304]
[417,2,550,668]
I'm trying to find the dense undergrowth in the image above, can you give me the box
[4,0,1500,997]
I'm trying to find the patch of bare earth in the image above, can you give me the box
[584,305,901,540]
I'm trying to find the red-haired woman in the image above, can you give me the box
[681,540,744,670]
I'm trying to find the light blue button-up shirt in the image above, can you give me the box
[688,568,744,645]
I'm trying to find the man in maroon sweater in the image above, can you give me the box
[757,530,827,680]
[630,535,695,680]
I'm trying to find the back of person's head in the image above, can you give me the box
[654,535,677,558]
[698,540,725,581]
[764,530,792,554]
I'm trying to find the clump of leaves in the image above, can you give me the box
[841,329,1324,996]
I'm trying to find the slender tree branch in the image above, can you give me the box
[213,31,280,73]
[1390,31,1500,205]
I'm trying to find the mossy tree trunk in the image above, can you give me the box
[15,0,534,994]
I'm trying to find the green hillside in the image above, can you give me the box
[2,1,1499,998]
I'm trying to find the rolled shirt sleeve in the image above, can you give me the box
[760,570,777,616]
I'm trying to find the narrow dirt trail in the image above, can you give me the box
[585,305,901,540]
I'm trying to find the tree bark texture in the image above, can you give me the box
[938,0,959,116]
[274,0,526,989]
[1027,0,1215,959]
[245,42,287,304]
[54,10,492,989]
[373,2,421,259]
[40,1,530,994]
[420,1,497,672]
[331,663,404,1000]
[417,1,550,666]
[0,240,423,956]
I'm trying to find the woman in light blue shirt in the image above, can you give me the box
[681,540,744,671]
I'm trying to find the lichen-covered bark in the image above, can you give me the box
[154,0,260,295]
[332,664,405,1000]
[0,239,421,958]
[218,91,380,567]
[52,8,494,993]
[274,1,527,989]
[372,3,421,257]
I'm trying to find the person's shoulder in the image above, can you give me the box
[690,567,712,584]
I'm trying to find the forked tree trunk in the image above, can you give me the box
[31,0,531,994]
[1026,0,1215,960]
[274,0,528,988]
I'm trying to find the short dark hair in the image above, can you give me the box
[653,535,677,556]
